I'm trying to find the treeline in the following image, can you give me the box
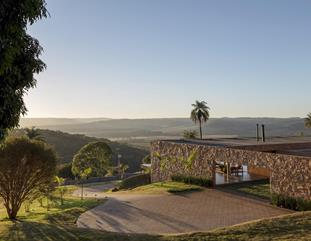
[14,129,149,174]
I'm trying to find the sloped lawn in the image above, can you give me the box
[0,183,310,241]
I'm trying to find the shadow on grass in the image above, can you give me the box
[217,179,271,202]
[2,221,161,241]
[165,212,311,241]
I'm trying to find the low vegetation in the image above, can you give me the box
[222,180,311,211]
[183,130,198,139]
[222,180,271,200]
[130,182,201,194]
[164,211,311,241]
[171,175,213,187]
[117,173,151,190]
[271,193,311,211]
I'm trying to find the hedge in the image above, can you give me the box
[271,193,311,211]
[118,173,151,190]
[171,174,213,187]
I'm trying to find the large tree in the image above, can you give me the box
[0,0,47,139]
[305,113,311,128]
[72,142,113,177]
[0,137,56,219]
[191,100,210,139]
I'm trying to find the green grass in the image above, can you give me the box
[222,180,271,200]
[120,181,202,194]
[164,211,311,241]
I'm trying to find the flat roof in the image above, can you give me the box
[160,136,311,157]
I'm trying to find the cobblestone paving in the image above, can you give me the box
[77,189,291,234]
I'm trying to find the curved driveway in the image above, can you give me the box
[77,188,291,234]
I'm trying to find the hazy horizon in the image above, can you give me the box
[25,0,311,119]
[21,116,306,120]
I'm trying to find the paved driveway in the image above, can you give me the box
[77,189,291,234]
[72,182,115,198]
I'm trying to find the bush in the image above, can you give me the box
[183,130,198,139]
[118,173,151,190]
[271,193,311,211]
[57,163,74,179]
[142,155,151,164]
[171,175,213,187]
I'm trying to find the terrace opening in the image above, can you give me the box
[215,161,269,185]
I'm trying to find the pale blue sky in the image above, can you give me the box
[25,0,311,118]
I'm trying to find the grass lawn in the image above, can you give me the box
[164,211,311,241]
[221,180,271,200]
[113,181,202,194]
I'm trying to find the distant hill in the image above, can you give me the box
[20,117,311,139]
[19,118,110,127]
[35,129,148,172]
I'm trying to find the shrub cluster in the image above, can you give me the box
[118,173,151,190]
[171,175,213,187]
[57,163,74,179]
[271,193,311,211]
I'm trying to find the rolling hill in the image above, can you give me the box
[20,117,311,139]
[31,129,149,173]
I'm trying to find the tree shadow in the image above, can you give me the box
[2,220,162,241]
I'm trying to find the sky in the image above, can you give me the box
[25,0,311,119]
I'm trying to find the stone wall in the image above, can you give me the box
[151,140,311,200]
[270,155,311,199]
[150,141,216,183]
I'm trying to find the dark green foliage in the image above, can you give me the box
[0,137,57,219]
[167,187,201,193]
[57,163,74,179]
[171,175,213,187]
[271,193,311,211]
[37,129,148,172]
[72,142,112,177]
[183,130,198,139]
[0,0,47,136]
[142,154,151,164]
[191,100,210,139]
[118,174,151,190]
[305,113,311,128]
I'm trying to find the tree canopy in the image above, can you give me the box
[0,0,47,138]
[191,100,210,139]
[72,142,113,177]
[0,137,56,219]
[305,113,311,128]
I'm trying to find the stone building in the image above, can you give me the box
[151,137,311,200]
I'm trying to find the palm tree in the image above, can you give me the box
[305,113,311,128]
[54,176,67,205]
[24,126,44,141]
[191,100,210,139]
[119,163,129,179]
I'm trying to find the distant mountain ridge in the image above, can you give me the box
[20,117,311,139]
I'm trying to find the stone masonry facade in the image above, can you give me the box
[151,140,311,200]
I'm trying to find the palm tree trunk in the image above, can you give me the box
[81,182,84,200]
[199,121,202,139]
